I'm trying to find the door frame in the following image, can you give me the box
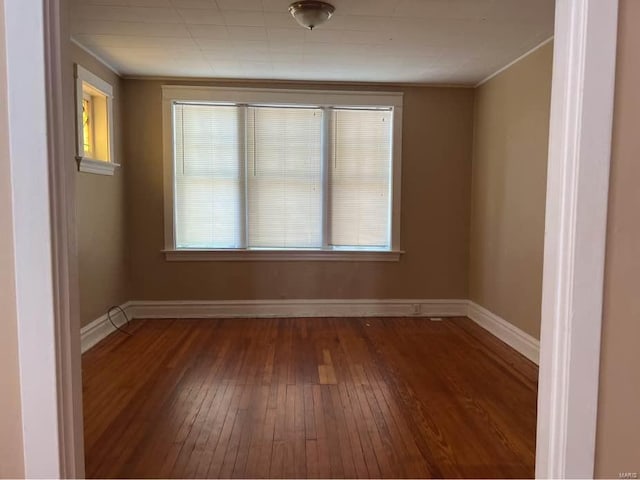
[2,0,618,477]
[536,0,618,477]
[43,0,86,477]
[3,0,64,477]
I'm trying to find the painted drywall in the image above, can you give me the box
[0,1,25,476]
[469,41,553,339]
[595,0,640,475]
[122,79,474,301]
[73,44,129,327]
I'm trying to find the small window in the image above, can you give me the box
[75,65,118,175]
[162,87,403,261]
[82,94,93,156]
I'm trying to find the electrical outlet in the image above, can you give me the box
[412,304,421,315]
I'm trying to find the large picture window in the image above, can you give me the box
[163,87,403,261]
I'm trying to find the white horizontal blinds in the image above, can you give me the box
[329,108,393,248]
[246,106,323,248]
[173,103,242,248]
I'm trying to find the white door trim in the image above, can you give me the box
[5,0,619,477]
[536,0,619,477]
[3,0,62,476]
[44,0,86,477]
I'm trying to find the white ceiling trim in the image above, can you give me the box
[71,33,558,92]
[71,32,554,92]
[121,73,473,88]
[71,37,472,88]
[70,37,476,88]
[71,36,121,76]
[475,35,554,87]
[71,36,473,88]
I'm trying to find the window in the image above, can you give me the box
[75,64,118,175]
[162,87,403,261]
[82,94,93,156]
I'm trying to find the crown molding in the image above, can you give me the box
[475,36,554,88]
[70,37,121,77]
[122,74,474,89]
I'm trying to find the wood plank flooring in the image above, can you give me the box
[82,317,538,478]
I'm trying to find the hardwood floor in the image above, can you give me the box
[82,317,538,478]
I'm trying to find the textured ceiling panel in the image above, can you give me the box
[70,0,555,84]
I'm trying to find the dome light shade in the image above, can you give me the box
[288,1,335,30]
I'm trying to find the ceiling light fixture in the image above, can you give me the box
[288,1,335,30]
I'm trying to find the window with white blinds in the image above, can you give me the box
[247,106,323,248]
[164,87,402,257]
[329,108,392,248]
[174,104,242,249]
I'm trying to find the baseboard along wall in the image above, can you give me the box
[80,301,133,353]
[466,301,540,364]
[80,298,540,365]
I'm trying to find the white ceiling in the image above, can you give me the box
[70,0,555,84]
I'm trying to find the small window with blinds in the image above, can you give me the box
[163,87,403,260]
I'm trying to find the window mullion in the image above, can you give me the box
[321,107,331,250]
[239,104,248,249]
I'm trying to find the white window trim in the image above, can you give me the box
[163,249,402,262]
[78,157,117,175]
[161,86,404,262]
[74,64,119,175]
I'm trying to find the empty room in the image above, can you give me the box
[3,0,638,479]
[71,0,551,477]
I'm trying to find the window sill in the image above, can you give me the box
[77,157,120,176]
[163,249,404,262]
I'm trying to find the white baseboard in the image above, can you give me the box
[80,299,467,352]
[466,301,540,364]
[127,298,468,320]
[81,299,540,366]
[80,302,133,353]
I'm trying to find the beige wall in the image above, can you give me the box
[0,1,25,477]
[123,80,474,301]
[469,42,553,339]
[595,0,640,475]
[73,45,129,327]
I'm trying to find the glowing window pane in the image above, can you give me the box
[82,95,93,157]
